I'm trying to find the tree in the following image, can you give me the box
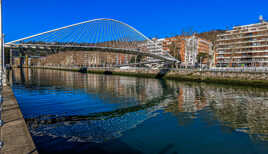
[167,36,183,61]
[168,41,181,61]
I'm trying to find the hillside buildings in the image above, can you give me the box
[215,16,268,67]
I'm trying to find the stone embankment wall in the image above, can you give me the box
[167,70,267,80]
[166,70,268,87]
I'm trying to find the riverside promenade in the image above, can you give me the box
[0,86,37,154]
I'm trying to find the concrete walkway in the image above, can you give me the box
[0,86,38,154]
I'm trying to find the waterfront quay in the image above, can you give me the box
[0,85,37,154]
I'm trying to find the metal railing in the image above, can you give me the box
[23,64,268,74]
[167,66,268,73]
[209,67,268,72]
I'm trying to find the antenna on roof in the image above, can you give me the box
[259,15,264,22]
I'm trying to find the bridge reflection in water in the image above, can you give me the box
[9,68,268,154]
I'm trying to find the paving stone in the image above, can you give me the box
[0,86,38,154]
[1,145,38,154]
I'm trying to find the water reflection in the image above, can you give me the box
[165,81,268,141]
[9,68,268,153]
[11,68,166,103]
[11,68,174,143]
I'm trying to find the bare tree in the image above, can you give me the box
[168,40,181,61]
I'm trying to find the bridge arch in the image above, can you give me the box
[6,18,178,63]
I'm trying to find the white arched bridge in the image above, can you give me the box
[5,18,179,67]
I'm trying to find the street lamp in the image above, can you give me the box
[0,0,2,76]
[0,0,5,87]
[0,0,4,149]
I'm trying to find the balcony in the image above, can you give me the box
[217,25,268,37]
[217,33,268,41]
[216,44,268,50]
[216,38,268,46]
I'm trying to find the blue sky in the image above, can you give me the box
[3,0,268,42]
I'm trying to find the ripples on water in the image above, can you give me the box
[9,68,268,154]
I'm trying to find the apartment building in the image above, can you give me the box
[163,35,212,67]
[138,38,166,54]
[151,38,166,52]
[215,16,268,67]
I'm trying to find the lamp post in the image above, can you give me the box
[0,0,4,149]
[0,0,5,87]
[0,0,2,78]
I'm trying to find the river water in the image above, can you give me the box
[9,68,268,154]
